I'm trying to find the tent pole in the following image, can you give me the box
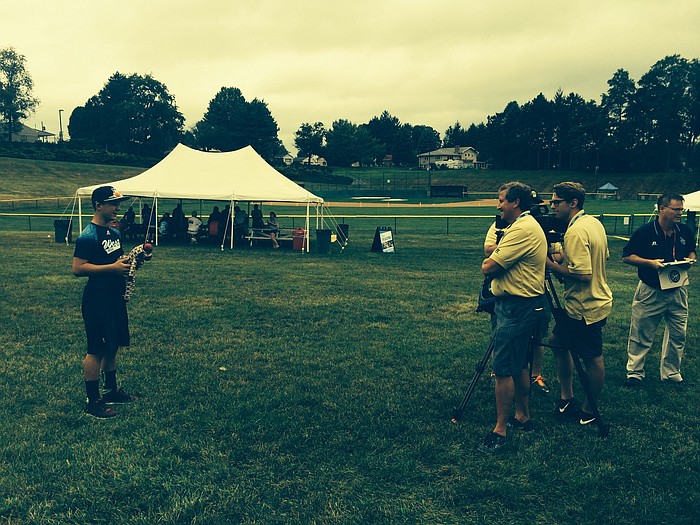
[77,193,83,232]
[305,201,310,253]
[155,196,159,246]
[230,197,234,250]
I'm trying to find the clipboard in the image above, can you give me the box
[658,259,694,290]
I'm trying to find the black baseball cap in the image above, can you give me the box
[91,186,129,207]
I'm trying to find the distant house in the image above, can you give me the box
[4,123,56,143]
[299,154,327,167]
[276,152,295,166]
[417,146,485,169]
[382,154,393,167]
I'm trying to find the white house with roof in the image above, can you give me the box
[3,123,56,143]
[417,146,482,169]
[299,154,327,167]
[276,152,295,165]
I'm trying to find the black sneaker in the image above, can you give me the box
[624,377,642,388]
[85,399,117,419]
[554,398,580,422]
[579,411,597,426]
[480,432,507,452]
[102,388,138,404]
[507,416,535,431]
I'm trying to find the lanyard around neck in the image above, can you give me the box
[568,210,586,229]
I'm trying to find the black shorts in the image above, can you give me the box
[552,316,606,359]
[82,286,129,357]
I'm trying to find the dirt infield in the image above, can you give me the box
[295,199,498,208]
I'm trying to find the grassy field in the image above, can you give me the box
[1,216,699,523]
[0,157,141,200]
[1,157,699,523]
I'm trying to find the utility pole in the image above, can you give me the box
[58,109,64,143]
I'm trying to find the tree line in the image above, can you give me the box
[1,46,698,173]
[447,55,700,173]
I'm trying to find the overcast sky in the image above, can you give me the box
[3,0,699,153]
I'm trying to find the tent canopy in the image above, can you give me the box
[76,143,323,204]
[598,182,619,192]
[683,189,700,212]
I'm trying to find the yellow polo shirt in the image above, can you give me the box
[561,212,613,323]
[484,222,498,248]
[489,213,547,298]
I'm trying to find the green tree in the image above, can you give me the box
[390,123,415,166]
[484,101,528,169]
[550,90,603,170]
[601,69,636,133]
[0,47,39,142]
[294,122,326,164]
[195,87,281,160]
[325,119,382,167]
[68,72,184,155]
[365,110,401,159]
[688,59,700,169]
[462,123,487,159]
[522,93,555,169]
[412,125,441,155]
[599,68,636,171]
[628,55,691,171]
[443,121,469,148]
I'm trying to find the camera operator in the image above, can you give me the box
[545,182,613,427]
[622,193,696,387]
[480,182,548,452]
[484,213,554,395]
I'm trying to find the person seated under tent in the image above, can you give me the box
[187,211,203,243]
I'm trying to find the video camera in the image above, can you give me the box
[530,202,565,244]
[493,200,565,245]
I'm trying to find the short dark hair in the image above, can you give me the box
[657,193,684,209]
[498,181,535,211]
[552,181,586,209]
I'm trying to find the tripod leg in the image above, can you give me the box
[525,312,544,396]
[451,337,495,423]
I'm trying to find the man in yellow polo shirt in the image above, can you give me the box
[480,182,548,452]
[546,182,613,427]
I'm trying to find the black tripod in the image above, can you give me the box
[451,318,539,424]
[451,273,610,438]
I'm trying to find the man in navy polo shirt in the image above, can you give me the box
[622,193,697,387]
[73,186,138,418]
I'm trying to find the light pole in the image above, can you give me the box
[58,109,64,143]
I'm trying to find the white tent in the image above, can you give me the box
[598,182,619,192]
[683,189,700,212]
[75,144,324,250]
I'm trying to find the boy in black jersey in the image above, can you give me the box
[73,186,136,418]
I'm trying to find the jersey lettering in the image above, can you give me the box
[102,238,122,254]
